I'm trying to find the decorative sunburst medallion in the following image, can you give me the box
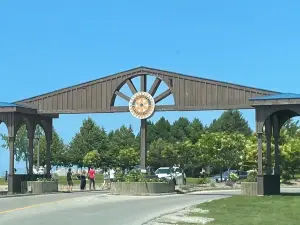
[129,92,155,119]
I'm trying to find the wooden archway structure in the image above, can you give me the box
[1,66,285,194]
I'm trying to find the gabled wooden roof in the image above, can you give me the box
[15,66,279,114]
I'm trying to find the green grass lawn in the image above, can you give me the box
[183,195,300,225]
[186,177,201,184]
[0,178,6,185]
[57,174,104,185]
[186,177,211,185]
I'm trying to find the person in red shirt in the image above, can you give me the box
[88,167,96,190]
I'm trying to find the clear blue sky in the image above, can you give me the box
[1,0,300,174]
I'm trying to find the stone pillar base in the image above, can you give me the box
[257,175,280,195]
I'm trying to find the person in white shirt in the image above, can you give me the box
[101,168,110,190]
[109,168,115,182]
[109,168,115,189]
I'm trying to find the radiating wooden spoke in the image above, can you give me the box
[126,79,137,94]
[112,74,174,108]
[140,75,147,92]
[149,78,161,96]
[115,91,131,101]
[154,89,172,103]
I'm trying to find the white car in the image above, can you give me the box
[155,167,186,185]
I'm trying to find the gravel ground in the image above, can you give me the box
[144,206,214,225]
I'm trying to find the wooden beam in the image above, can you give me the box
[110,106,129,112]
[126,79,138,94]
[115,91,131,101]
[148,78,161,96]
[154,89,172,103]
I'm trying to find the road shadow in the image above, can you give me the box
[280,192,300,196]
[186,193,238,196]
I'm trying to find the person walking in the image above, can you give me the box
[101,168,109,190]
[4,171,8,182]
[79,170,87,191]
[88,166,96,190]
[109,168,115,189]
[67,168,73,192]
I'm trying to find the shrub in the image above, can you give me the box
[245,169,257,182]
[115,169,166,183]
[229,172,239,182]
[196,178,210,184]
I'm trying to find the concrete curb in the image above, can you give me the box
[176,187,241,194]
[108,192,178,196]
[0,190,108,199]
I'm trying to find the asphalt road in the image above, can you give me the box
[0,188,299,225]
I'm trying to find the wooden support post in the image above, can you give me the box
[265,117,272,175]
[8,137,15,194]
[272,115,280,175]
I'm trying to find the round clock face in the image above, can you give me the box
[129,92,155,119]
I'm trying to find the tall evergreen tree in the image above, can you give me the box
[208,110,252,136]
[187,118,204,144]
[69,117,108,167]
[170,117,191,142]
[107,125,139,167]
[108,125,139,151]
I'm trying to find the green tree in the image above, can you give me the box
[187,118,204,144]
[196,132,221,169]
[170,117,191,142]
[1,125,29,172]
[69,117,108,167]
[173,140,197,168]
[208,110,252,136]
[117,148,139,169]
[281,136,300,179]
[161,143,178,167]
[138,117,172,145]
[153,117,172,141]
[83,150,102,168]
[148,138,170,168]
[109,125,138,151]
[107,125,138,167]
[33,129,67,168]
[1,125,67,171]
[197,132,246,176]
[281,119,300,139]
[218,132,246,173]
[240,133,275,172]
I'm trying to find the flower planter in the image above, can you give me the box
[241,182,257,196]
[110,182,175,195]
[21,181,58,194]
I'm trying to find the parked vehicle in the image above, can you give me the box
[132,165,156,175]
[131,165,158,179]
[212,170,248,182]
[155,166,186,185]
